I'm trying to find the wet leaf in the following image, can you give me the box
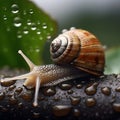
[0,0,57,68]
[105,47,120,74]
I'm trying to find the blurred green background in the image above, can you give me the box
[0,0,120,74]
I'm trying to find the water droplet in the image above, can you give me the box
[70,27,76,30]
[1,80,16,87]
[110,98,115,103]
[117,74,120,79]
[47,35,51,40]
[43,25,47,29]
[85,98,96,107]
[14,17,22,27]
[52,105,72,117]
[17,31,22,39]
[11,4,19,13]
[36,31,41,35]
[59,83,72,90]
[73,108,80,117]
[113,103,120,112]
[50,27,54,31]
[62,29,68,33]
[101,87,111,95]
[43,87,56,96]
[33,112,40,118]
[35,48,40,53]
[18,102,23,109]
[29,9,34,14]
[8,85,16,91]
[17,34,22,39]
[85,83,98,95]
[42,23,47,29]
[23,29,29,34]
[15,87,23,94]
[3,15,7,20]
[0,92,5,100]
[37,21,40,25]
[21,92,32,101]
[7,93,13,98]
[38,96,45,101]
[76,84,82,89]
[23,10,27,15]
[67,89,73,94]
[53,96,60,102]
[70,96,80,105]
[39,36,43,40]
[0,106,8,112]
[9,96,18,105]
[27,20,32,25]
[6,27,11,32]
[31,23,37,30]
[95,112,99,117]
[115,87,120,92]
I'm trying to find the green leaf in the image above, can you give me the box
[0,0,57,68]
[105,47,120,74]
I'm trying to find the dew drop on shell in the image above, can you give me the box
[43,87,56,96]
[1,80,16,87]
[73,108,81,117]
[113,103,120,112]
[85,83,98,95]
[101,87,111,95]
[70,96,80,106]
[52,105,72,117]
[85,98,96,107]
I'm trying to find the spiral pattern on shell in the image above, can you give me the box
[50,28,105,75]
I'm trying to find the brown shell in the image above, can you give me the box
[50,29,105,76]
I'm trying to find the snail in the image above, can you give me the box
[0,28,105,107]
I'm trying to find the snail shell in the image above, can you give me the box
[50,29,105,75]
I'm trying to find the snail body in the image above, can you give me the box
[1,28,105,106]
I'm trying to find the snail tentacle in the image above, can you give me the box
[33,76,41,107]
[18,50,35,71]
[0,72,33,82]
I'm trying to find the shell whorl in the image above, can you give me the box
[50,30,81,64]
[50,29,105,75]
